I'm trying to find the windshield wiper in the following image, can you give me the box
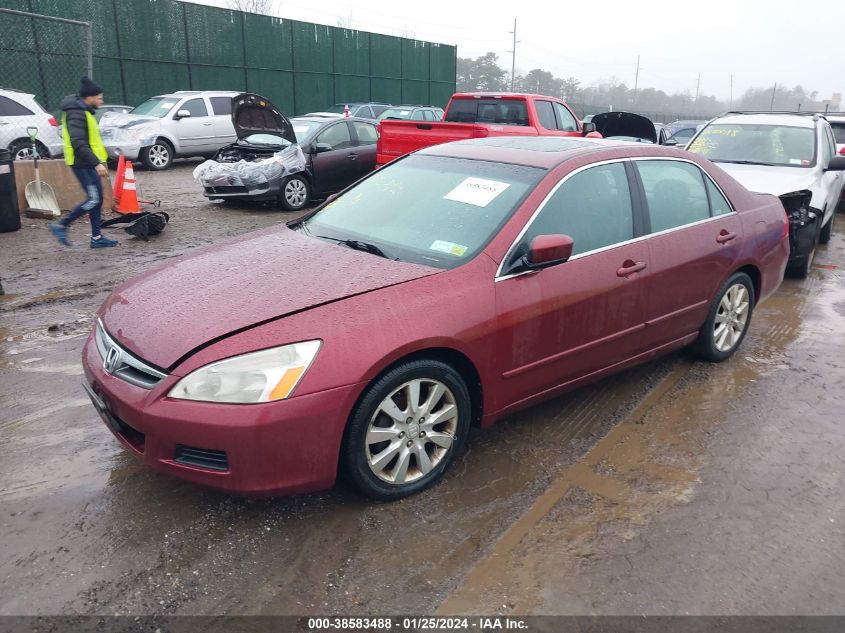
[315,235,391,259]
[714,159,776,166]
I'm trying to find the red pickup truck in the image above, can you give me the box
[376,92,599,165]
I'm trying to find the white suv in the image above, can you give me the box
[687,111,845,277]
[0,88,63,160]
[98,91,240,170]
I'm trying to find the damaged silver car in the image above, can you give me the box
[195,94,378,211]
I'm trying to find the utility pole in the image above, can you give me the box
[508,19,518,92]
[633,55,640,106]
[695,73,701,102]
[770,83,777,110]
[729,74,733,109]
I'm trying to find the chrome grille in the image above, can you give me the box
[94,319,168,389]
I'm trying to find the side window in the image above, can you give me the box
[422,110,436,121]
[355,105,373,118]
[352,122,377,146]
[519,162,634,258]
[638,160,710,232]
[0,95,34,116]
[552,102,578,132]
[434,108,444,120]
[411,110,426,121]
[209,97,232,116]
[317,122,352,150]
[705,177,732,216]
[535,100,557,130]
[181,98,208,117]
[371,105,389,117]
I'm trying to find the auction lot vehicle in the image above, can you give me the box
[591,111,666,144]
[376,105,445,122]
[665,119,706,146]
[376,92,597,165]
[687,111,845,277]
[83,137,789,500]
[98,90,240,170]
[305,102,391,122]
[0,88,62,160]
[824,112,845,156]
[197,99,378,210]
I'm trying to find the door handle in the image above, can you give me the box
[616,260,647,277]
[716,230,737,244]
[348,152,358,160]
[202,123,213,126]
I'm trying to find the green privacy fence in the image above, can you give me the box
[0,0,457,114]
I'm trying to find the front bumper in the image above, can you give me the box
[202,178,283,202]
[82,332,364,496]
[102,141,141,161]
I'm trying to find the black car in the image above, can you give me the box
[199,94,379,210]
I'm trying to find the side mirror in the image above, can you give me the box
[174,109,191,120]
[825,156,845,171]
[581,122,596,136]
[663,137,680,147]
[524,234,574,269]
[313,142,333,154]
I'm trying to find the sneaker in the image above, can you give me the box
[49,222,70,246]
[90,235,119,248]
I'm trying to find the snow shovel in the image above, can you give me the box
[24,126,61,219]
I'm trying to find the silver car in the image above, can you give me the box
[687,111,845,277]
[98,90,240,170]
[0,88,63,160]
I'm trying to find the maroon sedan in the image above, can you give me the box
[82,137,789,500]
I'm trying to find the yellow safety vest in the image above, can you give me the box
[62,110,108,166]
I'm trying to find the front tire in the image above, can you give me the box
[280,174,310,211]
[8,139,48,160]
[692,272,755,362]
[140,140,173,170]
[341,359,471,501]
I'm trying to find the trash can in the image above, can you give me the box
[0,149,21,233]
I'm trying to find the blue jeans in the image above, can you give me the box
[62,166,102,237]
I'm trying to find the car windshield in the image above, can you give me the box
[292,119,323,141]
[377,107,414,121]
[238,133,292,147]
[130,97,180,118]
[299,155,544,269]
[688,123,816,167]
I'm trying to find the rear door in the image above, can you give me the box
[634,158,743,347]
[310,121,358,194]
[209,96,236,146]
[350,120,378,178]
[495,160,649,407]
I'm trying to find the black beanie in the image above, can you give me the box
[79,76,103,98]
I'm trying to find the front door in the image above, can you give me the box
[310,121,359,194]
[174,97,215,152]
[494,161,649,409]
[350,121,378,179]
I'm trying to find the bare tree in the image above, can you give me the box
[228,0,278,15]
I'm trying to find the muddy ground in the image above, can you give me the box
[1,162,844,619]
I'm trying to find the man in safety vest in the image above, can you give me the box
[50,77,118,248]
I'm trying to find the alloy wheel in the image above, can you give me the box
[148,144,170,168]
[14,146,33,160]
[365,378,458,485]
[713,283,750,352]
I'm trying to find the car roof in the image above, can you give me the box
[420,136,674,169]
[0,88,34,98]
[154,91,240,98]
[711,112,817,128]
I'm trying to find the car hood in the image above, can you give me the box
[98,113,162,129]
[592,111,657,143]
[711,162,817,197]
[232,93,296,143]
[100,226,440,370]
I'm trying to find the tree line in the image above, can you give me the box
[457,53,834,119]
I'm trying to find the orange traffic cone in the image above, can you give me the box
[115,160,140,213]
[112,154,126,207]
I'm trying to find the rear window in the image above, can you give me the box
[210,97,232,116]
[0,95,34,116]
[445,99,529,126]
[831,122,845,145]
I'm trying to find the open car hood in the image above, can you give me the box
[231,93,296,143]
[592,111,657,144]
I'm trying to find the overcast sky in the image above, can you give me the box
[188,0,844,102]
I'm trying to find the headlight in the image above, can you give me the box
[168,340,322,404]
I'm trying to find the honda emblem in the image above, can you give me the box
[104,346,121,374]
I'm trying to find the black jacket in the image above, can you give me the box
[60,95,102,167]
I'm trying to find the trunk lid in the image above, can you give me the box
[591,111,657,143]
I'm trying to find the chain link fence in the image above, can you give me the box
[0,7,92,112]
[568,103,716,124]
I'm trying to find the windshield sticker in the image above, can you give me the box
[399,110,410,115]
[430,240,468,257]
[444,177,510,207]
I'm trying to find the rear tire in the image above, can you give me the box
[692,272,755,362]
[8,138,48,160]
[140,139,173,170]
